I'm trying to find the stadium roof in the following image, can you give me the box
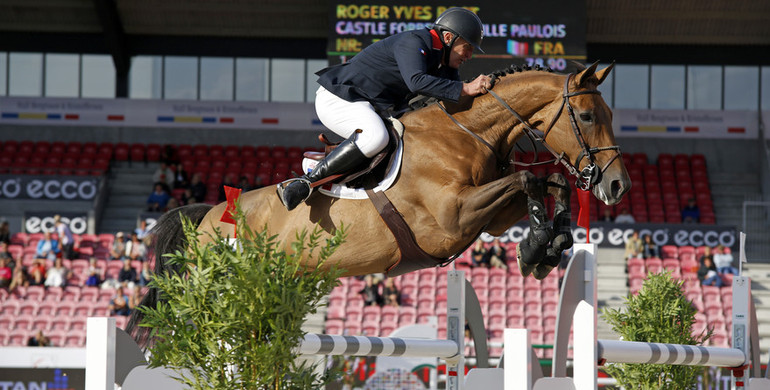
[0,0,768,65]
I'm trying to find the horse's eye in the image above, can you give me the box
[579,112,594,123]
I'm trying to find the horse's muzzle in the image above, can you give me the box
[593,172,631,205]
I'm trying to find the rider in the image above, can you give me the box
[276,7,493,211]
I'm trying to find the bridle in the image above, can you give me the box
[438,72,622,191]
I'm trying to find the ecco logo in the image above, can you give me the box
[0,178,97,200]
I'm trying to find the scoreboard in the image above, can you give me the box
[327,2,587,78]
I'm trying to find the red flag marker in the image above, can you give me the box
[577,188,591,243]
[220,185,242,237]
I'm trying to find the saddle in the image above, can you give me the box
[302,117,404,190]
[299,117,453,276]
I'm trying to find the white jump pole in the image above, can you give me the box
[296,333,459,359]
[295,269,465,390]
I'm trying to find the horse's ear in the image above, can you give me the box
[577,61,600,87]
[594,62,615,86]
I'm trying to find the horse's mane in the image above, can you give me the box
[466,63,556,84]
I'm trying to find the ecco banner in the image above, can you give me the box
[23,211,90,235]
[0,175,99,201]
[480,222,738,252]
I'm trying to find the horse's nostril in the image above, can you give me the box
[611,179,623,198]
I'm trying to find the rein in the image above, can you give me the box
[439,72,622,190]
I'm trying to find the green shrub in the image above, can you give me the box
[139,211,345,390]
[601,271,712,390]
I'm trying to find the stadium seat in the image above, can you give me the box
[146,144,162,161]
[130,143,145,163]
[0,299,21,316]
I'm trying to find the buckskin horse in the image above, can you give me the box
[128,62,630,342]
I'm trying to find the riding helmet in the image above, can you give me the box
[433,7,484,53]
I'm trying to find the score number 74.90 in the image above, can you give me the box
[524,57,568,72]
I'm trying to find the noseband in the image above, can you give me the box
[440,72,622,191]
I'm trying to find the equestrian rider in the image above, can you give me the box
[276,7,493,211]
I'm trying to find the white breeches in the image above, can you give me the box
[315,86,389,158]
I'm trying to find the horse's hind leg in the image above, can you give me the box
[516,175,553,277]
[533,173,574,280]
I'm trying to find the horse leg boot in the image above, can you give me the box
[533,201,573,279]
[276,135,369,211]
[533,173,573,280]
[517,196,554,277]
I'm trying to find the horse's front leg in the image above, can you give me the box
[532,173,574,279]
[455,170,543,231]
[454,170,552,276]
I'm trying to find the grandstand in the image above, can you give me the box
[0,1,768,387]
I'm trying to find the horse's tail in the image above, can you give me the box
[126,203,213,348]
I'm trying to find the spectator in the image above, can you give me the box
[698,255,723,287]
[180,188,197,205]
[173,164,189,190]
[147,183,171,212]
[599,209,614,222]
[358,274,383,306]
[624,231,643,259]
[160,145,178,166]
[0,220,10,245]
[152,161,175,189]
[614,207,635,223]
[109,232,127,260]
[28,258,46,286]
[35,231,60,261]
[252,175,265,190]
[135,220,150,240]
[85,257,102,287]
[138,262,152,286]
[53,215,75,260]
[641,234,660,259]
[8,263,29,291]
[189,173,207,203]
[0,242,15,269]
[108,286,131,316]
[129,285,144,310]
[485,238,507,269]
[713,245,738,275]
[237,176,252,192]
[118,259,138,288]
[165,197,180,211]
[218,173,237,202]
[681,198,700,223]
[470,239,489,268]
[0,257,11,289]
[44,257,72,288]
[382,278,401,307]
[125,233,147,261]
[27,330,50,347]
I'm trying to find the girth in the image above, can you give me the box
[365,189,453,276]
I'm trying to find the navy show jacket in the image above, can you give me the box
[317,28,463,113]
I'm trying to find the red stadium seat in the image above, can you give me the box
[114,143,129,161]
[130,143,145,162]
[146,143,162,162]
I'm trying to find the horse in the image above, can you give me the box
[128,62,630,344]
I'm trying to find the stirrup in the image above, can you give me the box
[275,178,312,209]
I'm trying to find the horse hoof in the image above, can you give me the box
[517,250,536,277]
[532,263,555,280]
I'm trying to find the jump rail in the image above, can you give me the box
[503,243,770,390]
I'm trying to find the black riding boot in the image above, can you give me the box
[276,136,369,211]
